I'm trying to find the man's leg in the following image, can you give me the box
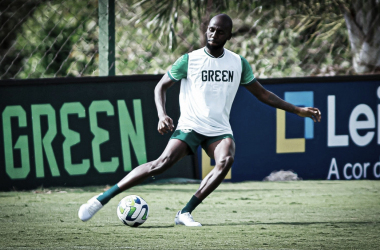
[176,138,235,226]
[79,139,190,221]
[116,139,190,190]
[194,138,235,200]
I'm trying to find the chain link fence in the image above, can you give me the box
[0,0,355,80]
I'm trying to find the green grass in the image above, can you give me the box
[0,181,379,249]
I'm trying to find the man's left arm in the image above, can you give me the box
[244,80,322,122]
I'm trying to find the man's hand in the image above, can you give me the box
[295,107,322,122]
[157,115,175,135]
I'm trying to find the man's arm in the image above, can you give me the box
[154,73,177,134]
[244,80,321,122]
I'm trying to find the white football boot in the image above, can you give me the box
[78,194,103,222]
[174,211,202,227]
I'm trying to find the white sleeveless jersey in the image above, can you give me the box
[168,48,255,136]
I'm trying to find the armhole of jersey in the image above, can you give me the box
[167,71,180,82]
[244,78,257,85]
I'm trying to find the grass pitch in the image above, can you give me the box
[0,180,379,249]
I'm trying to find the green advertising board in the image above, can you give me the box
[0,76,196,190]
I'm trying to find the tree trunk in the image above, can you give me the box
[340,0,380,73]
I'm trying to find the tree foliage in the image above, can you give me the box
[132,0,354,76]
[3,0,375,78]
[137,0,379,74]
[0,0,48,78]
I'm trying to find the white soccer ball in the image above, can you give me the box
[117,195,149,227]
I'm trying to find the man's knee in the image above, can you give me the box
[217,155,234,172]
[223,155,234,167]
[149,155,174,175]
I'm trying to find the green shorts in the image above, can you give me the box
[170,129,234,154]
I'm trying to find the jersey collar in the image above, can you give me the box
[204,48,225,58]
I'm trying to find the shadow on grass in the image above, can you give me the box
[140,188,301,193]
[114,224,175,229]
[142,225,175,229]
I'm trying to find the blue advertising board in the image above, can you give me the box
[198,78,380,181]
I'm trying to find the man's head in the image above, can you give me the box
[206,14,233,50]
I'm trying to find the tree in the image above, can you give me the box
[339,0,380,73]
[0,0,48,79]
[0,0,98,79]
[137,0,380,74]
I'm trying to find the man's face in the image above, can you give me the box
[206,17,232,50]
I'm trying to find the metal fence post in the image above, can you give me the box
[98,0,115,76]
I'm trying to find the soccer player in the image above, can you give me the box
[78,14,321,226]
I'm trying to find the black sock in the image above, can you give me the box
[181,195,202,214]
[96,184,122,205]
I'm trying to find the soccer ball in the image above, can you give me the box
[117,195,149,227]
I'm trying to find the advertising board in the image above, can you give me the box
[199,76,380,181]
[1,75,379,190]
[0,76,196,190]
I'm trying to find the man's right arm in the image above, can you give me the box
[155,54,188,135]
[154,73,176,135]
[244,80,321,122]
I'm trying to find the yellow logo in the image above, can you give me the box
[276,91,314,153]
